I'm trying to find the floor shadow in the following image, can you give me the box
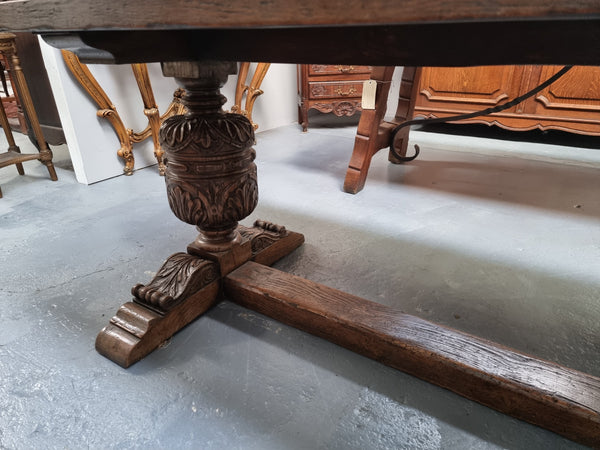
[417,123,600,150]
[304,109,362,130]
[385,153,600,219]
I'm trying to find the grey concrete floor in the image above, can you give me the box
[1,117,599,449]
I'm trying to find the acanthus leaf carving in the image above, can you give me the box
[166,171,258,229]
[238,220,289,254]
[161,113,254,153]
[131,252,218,313]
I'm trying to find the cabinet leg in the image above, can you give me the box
[298,102,308,132]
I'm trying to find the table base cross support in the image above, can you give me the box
[96,221,304,368]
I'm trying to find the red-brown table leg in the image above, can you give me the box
[343,66,422,194]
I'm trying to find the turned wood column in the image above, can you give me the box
[160,61,258,254]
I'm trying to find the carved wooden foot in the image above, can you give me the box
[96,220,303,368]
[96,253,220,368]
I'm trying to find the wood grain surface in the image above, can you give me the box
[1,0,599,32]
[225,261,600,447]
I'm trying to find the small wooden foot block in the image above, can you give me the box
[96,281,220,368]
[224,261,600,448]
[96,253,221,368]
[240,220,305,266]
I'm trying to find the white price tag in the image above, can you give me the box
[361,80,377,110]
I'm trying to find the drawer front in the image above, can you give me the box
[308,81,364,99]
[308,64,371,76]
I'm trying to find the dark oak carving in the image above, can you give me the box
[161,61,258,253]
[132,252,219,313]
[96,61,304,368]
[240,220,289,254]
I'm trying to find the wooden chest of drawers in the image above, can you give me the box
[297,64,371,131]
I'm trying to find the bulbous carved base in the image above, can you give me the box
[161,111,258,252]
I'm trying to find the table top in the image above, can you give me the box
[1,1,599,67]
[0,0,599,32]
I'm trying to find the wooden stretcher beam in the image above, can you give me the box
[225,261,600,448]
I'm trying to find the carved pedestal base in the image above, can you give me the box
[96,220,304,368]
[92,61,600,446]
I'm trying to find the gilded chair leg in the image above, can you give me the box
[131,63,165,174]
[1,33,57,182]
[62,50,135,175]
[230,62,270,130]
[63,50,187,176]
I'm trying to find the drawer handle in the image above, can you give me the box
[335,87,357,96]
[336,65,355,73]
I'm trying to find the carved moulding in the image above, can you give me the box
[96,252,221,368]
[310,64,327,73]
[310,85,327,97]
[313,100,362,116]
[95,61,304,369]
[162,112,258,247]
[239,219,289,254]
[131,252,219,313]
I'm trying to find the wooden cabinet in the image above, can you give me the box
[297,64,371,131]
[413,65,600,136]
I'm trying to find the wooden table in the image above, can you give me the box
[1,1,599,446]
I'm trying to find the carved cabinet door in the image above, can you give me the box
[413,65,600,135]
[529,65,600,134]
[415,65,524,115]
